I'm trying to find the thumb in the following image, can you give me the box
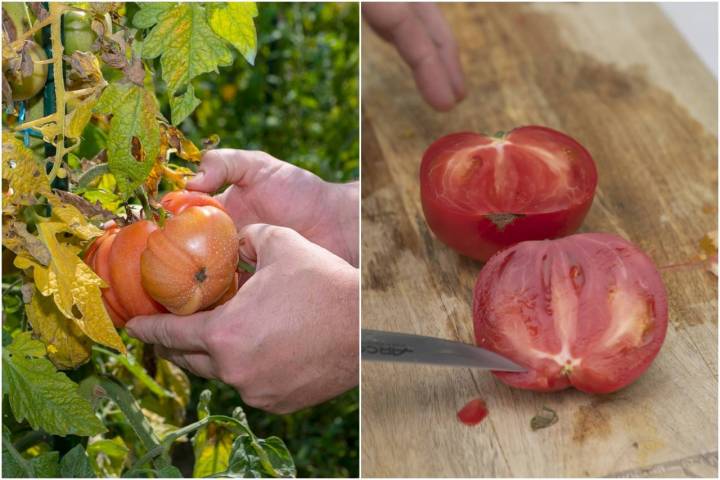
[187,149,282,192]
[238,224,304,269]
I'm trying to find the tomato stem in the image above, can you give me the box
[238,260,256,274]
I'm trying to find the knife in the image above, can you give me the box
[362,329,526,372]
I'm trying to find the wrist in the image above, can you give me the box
[324,181,359,267]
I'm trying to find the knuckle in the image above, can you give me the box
[203,326,230,353]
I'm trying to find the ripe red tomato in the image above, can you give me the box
[420,126,598,261]
[84,192,239,326]
[473,233,668,394]
[141,204,239,315]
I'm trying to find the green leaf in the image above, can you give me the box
[59,445,95,478]
[28,451,61,478]
[132,2,173,29]
[141,3,233,95]
[156,465,183,477]
[208,2,258,65]
[225,435,296,478]
[169,84,201,126]
[93,82,161,197]
[2,333,106,436]
[2,432,30,478]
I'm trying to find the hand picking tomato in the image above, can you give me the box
[420,126,598,261]
[84,192,240,326]
[473,233,668,394]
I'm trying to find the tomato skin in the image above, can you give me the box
[473,233,668,394]
[420,127,598,261]
[161,190,226,215]
[141,205,239,315]
[110,221,166,319]
[7,41,48,101]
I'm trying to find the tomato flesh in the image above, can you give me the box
[457,398,488,426]
[420,126,597,261]
[473,233,668,394]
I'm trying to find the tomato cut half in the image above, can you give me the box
[473,233,668,394]
[420,126,598,261]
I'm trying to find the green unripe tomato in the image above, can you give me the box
[63,11,112,55]
[8,41,48,101]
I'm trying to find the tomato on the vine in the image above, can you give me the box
[420,126,598,261]
[473,233,668,394]
[142,201,239,315]
[6,41,48,101]
[63,11,112,55]
[85,191,240,326]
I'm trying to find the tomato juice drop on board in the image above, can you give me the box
[457,398,489,426]
[420,126,598,261]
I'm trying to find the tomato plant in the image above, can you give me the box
[4,41,48,101]
[420,126,598,261]
[2,3,301,477]
[473,233,668,394]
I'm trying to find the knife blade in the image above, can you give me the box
[362,329,526,372]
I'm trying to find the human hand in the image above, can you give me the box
[126,224,359,414]
[187,149,359,267]
[363,2,465,111]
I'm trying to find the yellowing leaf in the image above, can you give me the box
[48,196,103,240]
[3,221,51,265]
[26,290,93,369]
[139,3,233,123]
[66,96,99,139]
[14,254,53,295]
[2,130,51,206]
[208,3,258,65]
[33,222,125,353]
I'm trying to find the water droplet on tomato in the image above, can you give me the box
[457,398,488,426]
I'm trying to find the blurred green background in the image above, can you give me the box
[182,2,359,183]
[175,3,359,478]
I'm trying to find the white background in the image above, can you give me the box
[660,2,718,77]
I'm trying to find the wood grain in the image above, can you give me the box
[361,3,717,477]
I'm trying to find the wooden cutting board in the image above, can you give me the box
[361,3,718,477]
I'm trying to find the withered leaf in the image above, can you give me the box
[52,189,115,222]
[3,7,17,42]
[531,406,559,431]
[28,2,48,21]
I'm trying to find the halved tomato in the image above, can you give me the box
[420,126,598,261]
[473,233,668,394]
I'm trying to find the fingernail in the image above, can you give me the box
[188,172,204,184]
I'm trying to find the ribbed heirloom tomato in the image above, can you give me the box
[420,126,598,261]
[141,193,239,315]
[85,191,239,327]
[473,233,668,394]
